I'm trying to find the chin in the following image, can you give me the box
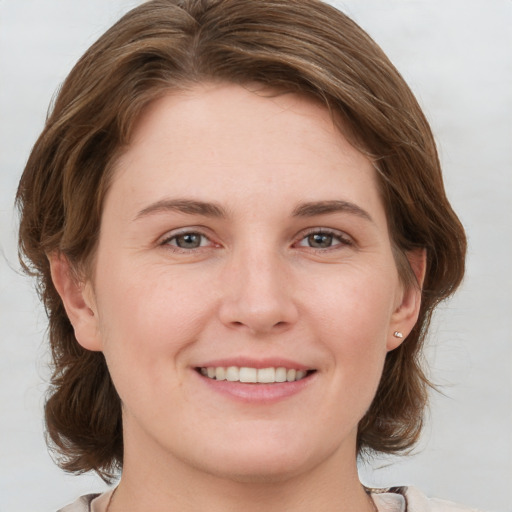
[185,434,333,484]
[198,456,312,484]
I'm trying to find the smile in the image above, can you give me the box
[197,366,312,383]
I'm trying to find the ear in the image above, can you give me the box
[48,252,103,351]
[387,248,427,351]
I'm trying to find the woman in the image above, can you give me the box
[16,0,475,510]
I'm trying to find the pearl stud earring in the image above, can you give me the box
[393,331,403,338]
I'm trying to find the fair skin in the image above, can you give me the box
[51,83,424,512]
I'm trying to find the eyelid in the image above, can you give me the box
[158,227,218,250]
[294,227,354,249]
[156,226,354,252]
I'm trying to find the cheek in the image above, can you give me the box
[94,279,213,421]
[308,267,397,391]
[310,265,398,338]
[93,263,211,373]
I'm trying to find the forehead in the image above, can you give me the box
[124,83,350,161]
[108,82,384,222]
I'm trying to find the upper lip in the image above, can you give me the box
[194,357,312,371]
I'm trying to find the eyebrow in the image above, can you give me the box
[292,200,373,222]
[134,198,372,223]
[134,199,227,220]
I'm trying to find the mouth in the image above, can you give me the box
[196,366,315,383]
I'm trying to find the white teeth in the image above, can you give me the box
[239,367,257,383]
[286,369,296,382]
[199,366,310,383]
[275,367,287,382]
[257,367,275,383]
[226,366,239,382]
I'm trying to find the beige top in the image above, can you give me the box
[58,486,484,512]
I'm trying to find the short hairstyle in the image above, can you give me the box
[17,0,466,480]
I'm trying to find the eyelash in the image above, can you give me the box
[159,228,353,253]
[160,230,215,252]
[295,228,353,251]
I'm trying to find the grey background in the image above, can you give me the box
[1,1,510,511]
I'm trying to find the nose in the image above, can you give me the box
[218,248,299,335]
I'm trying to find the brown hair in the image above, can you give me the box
[17,0,466,480]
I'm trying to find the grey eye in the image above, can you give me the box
[173,233,204,249]
[307,233,334,248]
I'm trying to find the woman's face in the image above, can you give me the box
[72,83,420,482]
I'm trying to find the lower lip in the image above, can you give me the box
[195,371,316,403]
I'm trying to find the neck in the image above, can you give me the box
[109,427,374,512]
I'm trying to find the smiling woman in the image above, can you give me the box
[15,1,473,511]
[65,86,414,490]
